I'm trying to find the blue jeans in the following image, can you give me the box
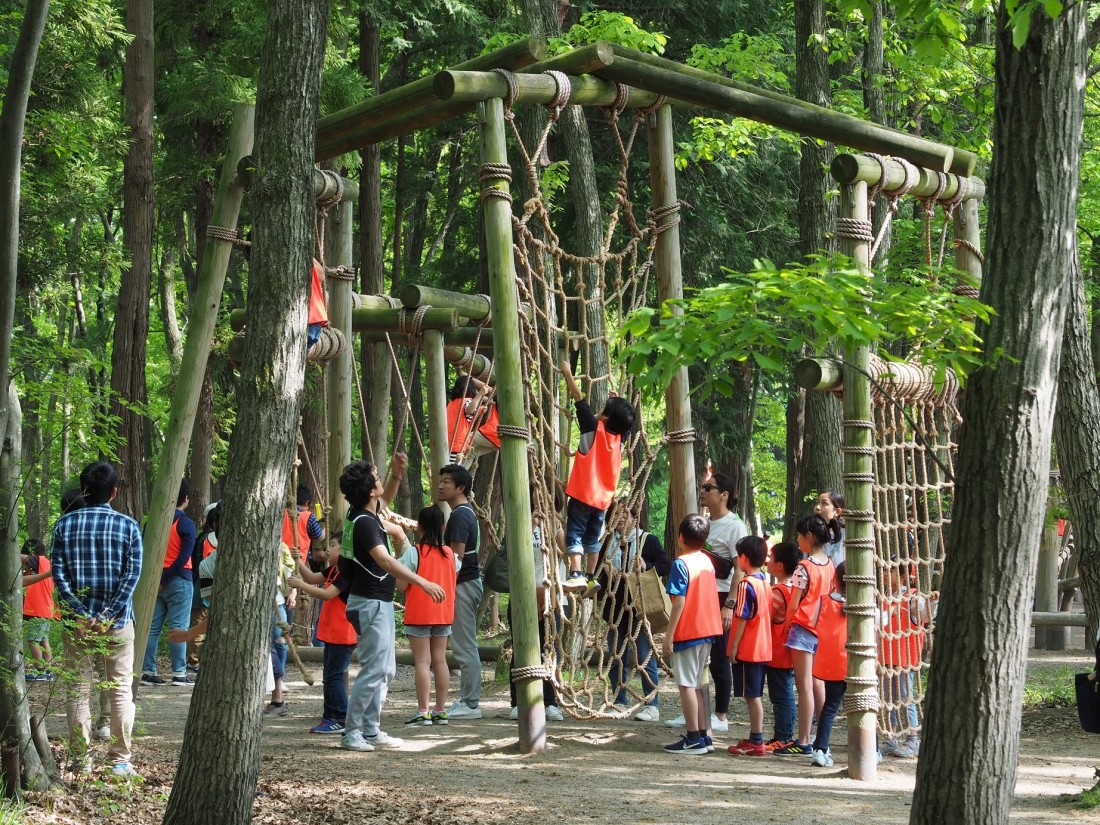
[766,666,796,742]
[607,621,659,706]
[322,642,354,722]
[143,575,193,676]
[272,604,288,681]
[886,671,920,733]
[565,498,606,556]
[812,679,847,753]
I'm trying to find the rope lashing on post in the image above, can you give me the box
[206,225,250,246]
[490,67,520,114]
[475,294,492,328]
[305,325,346,363]
[325,264,356,281]
[511,664,555,683]
[604,82,631,120]
[836,217,874,243]
[479,162,514,206]
[496,424,530,441]
[636,94,667,118]
[543,69,572,120]
[665,428,697,444]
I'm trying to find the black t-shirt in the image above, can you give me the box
[338,507,395,601]
[445,503,480,584]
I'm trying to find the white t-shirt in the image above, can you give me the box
[398,544,463,575]
[708,511,748,594]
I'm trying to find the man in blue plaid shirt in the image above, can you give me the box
[51,460,143,777]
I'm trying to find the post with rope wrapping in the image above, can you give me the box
[834,174,879,780]
[646,104,698,532]
[320,170,358,538]
[423,328,450,480]
[478,96,545,754]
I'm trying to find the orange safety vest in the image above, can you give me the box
[316,566,356,645]
[565,422,623,510]
[198,533,216,562]
[672,551,723,644]
[479,404,500,448]
[728,573,772,663]
[164,517,192,571]
[23,557,56,619]
[281,509,314,560]
[769,580,795,669]
[446,398,474,453]
[813,595,847,681]
[880,588,925,669]
[404,543,457,626]
[791,556,835,633]
[309,259,328,326]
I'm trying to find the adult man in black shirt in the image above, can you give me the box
[338,455,444,752]
[438,464,483,719]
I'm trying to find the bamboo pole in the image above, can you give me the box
[133,104,256,691]
[423,330,450,480]
[647,105,698,532]
[835,177,878,781]
[316,42,617,158]
[831,153,986,201]
[315,37,547,154]
[323,188,357,540]
[597,54,976,176]
[434,70,662,109]
[479,96,544,753]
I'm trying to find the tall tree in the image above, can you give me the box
[910,3,1087,822]
[0,0,55,793]
[109,0,155,517]
[160,0,328,820]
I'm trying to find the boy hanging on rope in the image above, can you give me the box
[559,361,635,593]
[307,258,328,349]
[446,374,500,466]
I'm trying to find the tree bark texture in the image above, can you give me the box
[158,247,184,369]
[358,11,391,467]
[109,0,155,518]
[793,0,842,524]
[910,4,1087,823]
[862,2,892,267]
[161,1,328,822]
[1054,253,1100,642]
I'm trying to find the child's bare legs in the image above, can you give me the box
[28,641,48,671]
[584,550,599,577]
[793,649,814,745]
[410,635,432,712]
[430,635,450,711]
[678,686,705,732]
[746,695,764,737]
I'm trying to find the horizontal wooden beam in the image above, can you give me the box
[230,295,400,332]
[795,356,959,405]
[596,48,977,177]
[433,70,662,109]
[401,284,491,321]
[315,36,547,155]
[1030,611,1088,627]
[315,42,617,157]
[360,328,494,349]
[443,345,493,381]
[234,164,360,202]
[831,154,986,202]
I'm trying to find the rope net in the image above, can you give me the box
[482,78,677,719]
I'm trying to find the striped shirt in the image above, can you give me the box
[51,503,143,629]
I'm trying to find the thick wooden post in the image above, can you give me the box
[835,178,878,780]
[1035,521,1066,650]
[952,197,983,294]
[133,104,255,685]
[324,188,356,536]
[478,97,545,753]
[423,329,450,479]
[647,104,697,528]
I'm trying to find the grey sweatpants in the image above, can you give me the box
[452,578,484,706]
[344,596,396,737]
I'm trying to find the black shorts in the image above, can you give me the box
[731,661,768,699]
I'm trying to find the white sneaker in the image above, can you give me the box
[447,701,483,719]
[710,715,729,734]
[633,705,660,722]
[663,713,686,728]
[92,725,112,742]
[811,748,834,767]
[340,730,375,752]
[508,706,518,720]
[365,731,404,749]
[545,705,564,721]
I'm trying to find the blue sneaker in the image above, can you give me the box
[663,735,707,756]
[773,741,813,756]
[702,734,714,753]
[310,719,345,734]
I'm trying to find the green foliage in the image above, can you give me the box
[1021,663,1076,707]
[618,255,992,399]
[688,33,789,91]
[752,394,786,530]
[560,11,667,54]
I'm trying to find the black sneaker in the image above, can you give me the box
[170,675,196,687]
[140,673,167,686]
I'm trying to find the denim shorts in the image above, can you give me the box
[785,622,819,654]
[404,624,452,638]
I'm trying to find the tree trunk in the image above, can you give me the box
[863,1,892,267]
[158,247,184,370]
[161,0,328,821]
[299,365,327,507]
[783,392,805,540]
[358,11,390,466]
[110,0,155,519]
[792,0,842,528]
[910,4,1087,822]
[1054,253,1100,642]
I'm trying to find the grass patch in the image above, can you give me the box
[1023,664,1076,708]
[1074,782,1100,810]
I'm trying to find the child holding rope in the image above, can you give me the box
[558,361,635,594]
[774,514,839,757]
[446,374,500,466]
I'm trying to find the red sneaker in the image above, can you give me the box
[727,739,767,756]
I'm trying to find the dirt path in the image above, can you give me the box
[22,648,1100,824]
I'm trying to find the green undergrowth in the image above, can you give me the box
[1023,664,1077,709]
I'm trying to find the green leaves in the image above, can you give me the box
[617,255,993,400]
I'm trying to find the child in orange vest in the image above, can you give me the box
[765,541,801,751]
[726,536,773,756]
[307,258,328,348]
[662,514,722,756]
[559,361,635,593]
[810,562,847,767]
[879,558,928,758]
[775,513,839,756]
[397,505,459,726]
[446,374,500,466]
[22,538,56,681]
[288,535,357,734]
